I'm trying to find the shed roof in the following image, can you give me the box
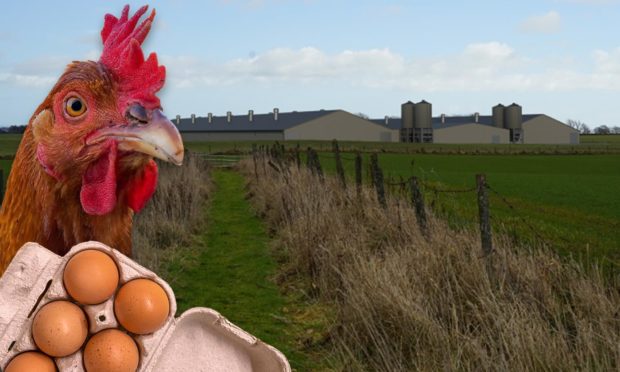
[176,110,337,132]
[374,114,542,130]
[175,109,545,133]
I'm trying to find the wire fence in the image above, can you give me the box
[249,140,591,259]
[486,184,573,247]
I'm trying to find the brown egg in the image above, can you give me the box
[114,279,170,334]
[63,249,119,305]
[83,329,139,372]
[5,351,56,372]
[32,300,88,357]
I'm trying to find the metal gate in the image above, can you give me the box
[198,154,247,168]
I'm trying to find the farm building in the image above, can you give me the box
[376,101,579,144]
[175,101,579,144]
[175,109,397,143]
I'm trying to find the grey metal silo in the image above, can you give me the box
[401,101,415,129]
[414,100,432,129]
[504,103,522,129]
[412,100,433,143]
[492,104,504,128]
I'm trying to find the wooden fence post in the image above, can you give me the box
[332,139,346,189]
[251,144,259,182]
[476,174,493,256]
[260,145,267,175]
[274,142,283,162]
[370,153,386,208]
[311,149,324,182]
[410,176,428,237]
[355,152,362,196]
[306,147,313,170]
[295,143,301,169]
[281,143,287,161]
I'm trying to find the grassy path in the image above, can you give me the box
[165,169,312,370]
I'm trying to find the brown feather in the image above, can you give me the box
[0,62,140,274]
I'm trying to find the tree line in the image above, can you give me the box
[567,119,620,135]
[0,125,26,134]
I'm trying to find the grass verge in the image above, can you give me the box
[242,156,620,371]
[0,160,12,204]
[132,152,210,271]
[164,168,334,371]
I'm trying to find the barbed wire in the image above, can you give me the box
[385,178,411,187]
[384,178,478,198]
[317,152,357,162]
[257,149,608,256]
[340,155,358,162]
[486,184,572,246]
[420,181,477,194]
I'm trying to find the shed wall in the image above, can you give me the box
[522,115,580,144]
[284,111,398,142]
[433,123,509,144]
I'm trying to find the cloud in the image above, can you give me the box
[0,54,95,89]
[162,42,528,91]
[520,11,561,33]
[11,56,68,76]
[592,47,620,89]
[381,4,403,16]
[4,42,620,94]
[160,42,620,93]
[0,73,56,87]
[76,32,100,46]
[83,50,101,61]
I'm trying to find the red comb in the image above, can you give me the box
[99,5,165,110]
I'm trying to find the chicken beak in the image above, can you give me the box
[87,108,184,166]
[117,109,184,166]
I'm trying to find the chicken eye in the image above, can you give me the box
[65,97,87,117]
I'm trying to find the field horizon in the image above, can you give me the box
[1,133,618,269]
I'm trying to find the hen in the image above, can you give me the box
[0,5,184,274]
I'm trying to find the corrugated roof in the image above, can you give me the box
[176,110,338,132]
[175,109,543,132]
[372,114,542,130]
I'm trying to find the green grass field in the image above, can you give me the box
[0,133,21,156]
[1,133,619,266]
[0,159,12,198]
[316,152,620,266]
[2,132,619,155]
[581,134,620,144]
[182,138,620,155]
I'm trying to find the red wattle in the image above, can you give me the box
[80,142,118,215]
[125,159,158,212]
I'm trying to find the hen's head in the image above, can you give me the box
[31,5,183,216]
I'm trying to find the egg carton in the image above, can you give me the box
[0,241,291,372]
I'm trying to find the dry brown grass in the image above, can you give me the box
[242,157,620,371]
[132,152,210,271]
